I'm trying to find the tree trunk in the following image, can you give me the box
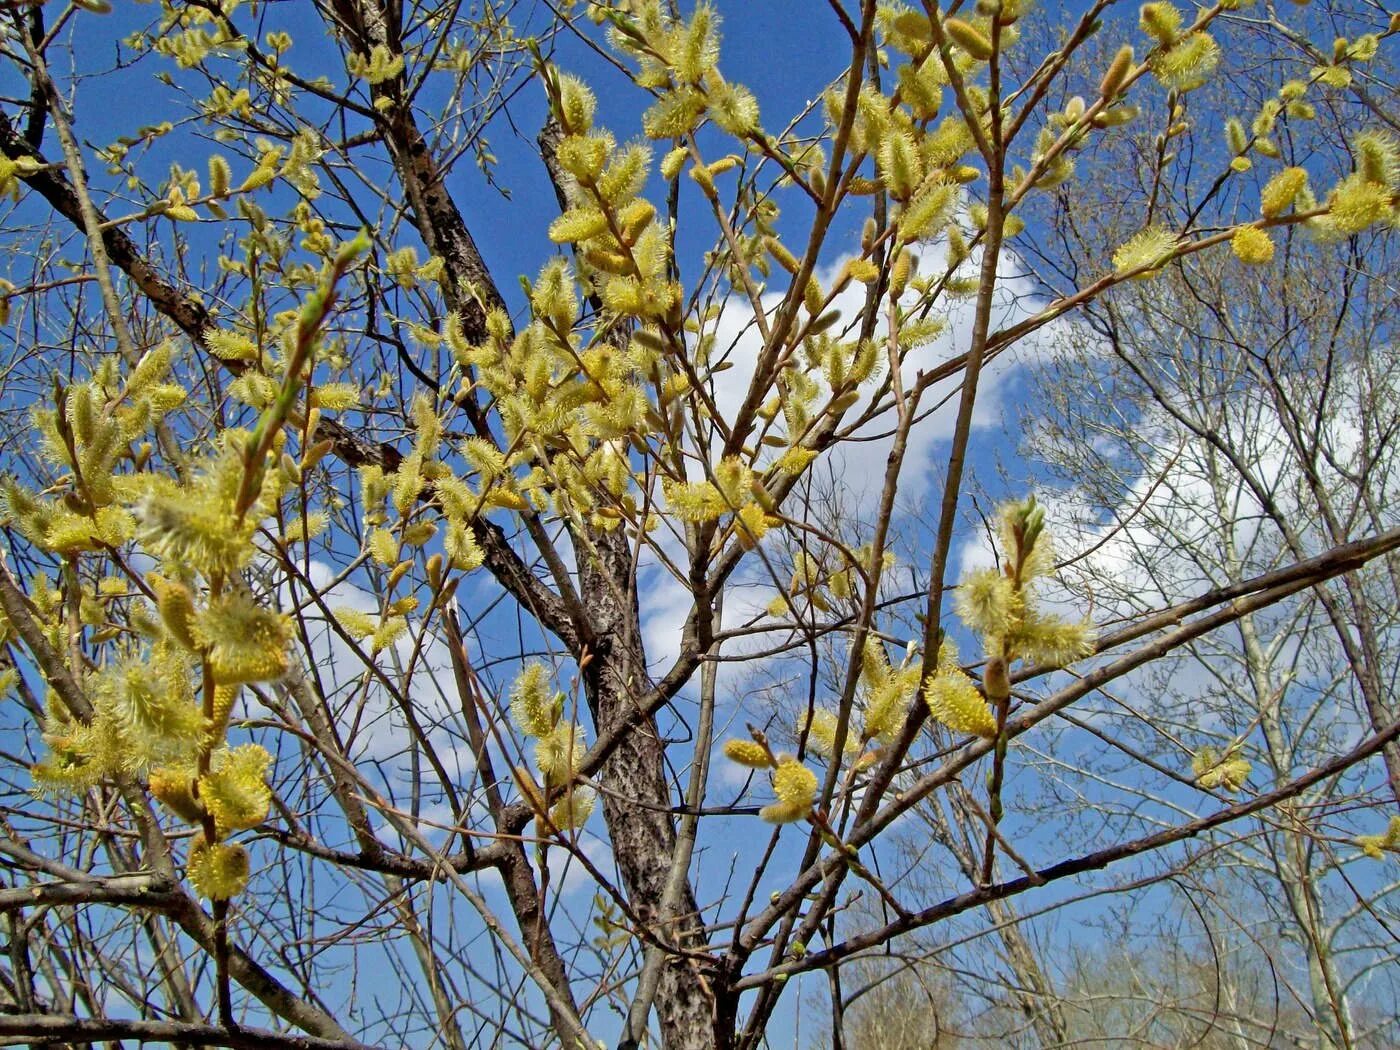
[579,526,716,1050]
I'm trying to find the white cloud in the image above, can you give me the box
[998,357,1398,755]
[280,560,476,780]
[638,243,1078,683]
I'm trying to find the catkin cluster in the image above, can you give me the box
[928,498,1096,738]
[3,242,374,899]
[509,663,596,831]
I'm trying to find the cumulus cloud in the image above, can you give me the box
[638,243,1079,682]
[977,356,1398,756]
[279,560,476,790]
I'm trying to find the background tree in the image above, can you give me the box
[1001,18,1400,1041]
[0,2,1395,1049]
[1016,249,1400,1048]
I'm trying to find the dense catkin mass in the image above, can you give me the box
[850,638,921,745]
[930,499,1095,739]
[133,482,254,576]
[11,247,372,902]
[106,657,207,767]
[508,663,590,818]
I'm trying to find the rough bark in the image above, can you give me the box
[321,5,715,1044]
[578,526,717,1050]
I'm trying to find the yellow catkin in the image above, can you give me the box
[943,18,994,60]
[149,765,203,824]
[1192,746,1251,792]
[187,839,250,900]
[761,758,817,823]
[772,759,817,808]
[199,744,273,836]
[1353,815,1400,860]
[924,671,998,739]
[210,684,240,738]
[510,663,555,738]
[1112,225,1178,276]
[1328,174,1390,233]
[1099,45,1134,99]
[723,739,772,768]
[1231,225,1275,265]
[1261,167,1308,217]
[549,787,596,831]
[151,576,199,649]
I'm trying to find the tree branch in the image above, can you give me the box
[0,1014,383,1050]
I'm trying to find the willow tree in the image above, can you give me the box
[0,2,1396,1049]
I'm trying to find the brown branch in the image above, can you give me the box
[1019,525,1400,685]
[0,873,183,912]
[0,111,581,651]
[736,708,1400,989]
[734,525,1400,955]
[0,1014,383,1050]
